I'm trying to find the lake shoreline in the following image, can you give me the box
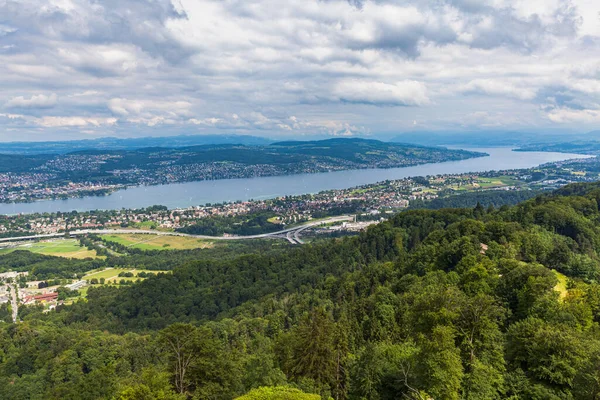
[0,148,592,215]
[1,151,489,206]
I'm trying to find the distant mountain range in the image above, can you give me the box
[515,141,600,155]
[5,129,600,157]
[0,134,272,154]
[389,130,592,148]
[387,130,600,152]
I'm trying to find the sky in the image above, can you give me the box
[1,0,600,141]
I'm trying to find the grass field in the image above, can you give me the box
[452,176,521,191]
[477,176,520,187]
[130,221,163,230]
[101,234,214,250]
[84,267,170,284]
[267,216,282,224]
[78,286,89,298]
[0,239,101,259]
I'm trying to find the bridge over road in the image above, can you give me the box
[0,215,354,246]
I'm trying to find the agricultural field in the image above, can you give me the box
[475,175,520,188]
[0,239,101,259]
[451,175,521,191]
[101,233,214,250]
[84,267,170,284]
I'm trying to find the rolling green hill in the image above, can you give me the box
[7,182,600,399]
[0,138,485,185]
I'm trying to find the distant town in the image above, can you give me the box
[0,155,597,237]
[0,139,483,203]
[1,155,598,315]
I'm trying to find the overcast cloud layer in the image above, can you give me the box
[1,0,600,141]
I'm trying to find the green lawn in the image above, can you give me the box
[84,267,170,284]
[451,175,521,191]
[78,286,89,298]
[101,234,214,250]
[0,239,101,259]
[476,176,520,188]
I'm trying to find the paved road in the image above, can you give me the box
[0,215,354,245]
[285,230,297,244]
[293,223,315,245]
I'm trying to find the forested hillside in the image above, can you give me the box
[5,183,600,399]
[0,139,483,181]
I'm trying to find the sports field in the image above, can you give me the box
[101,233,214,250]
[0,239,101,259]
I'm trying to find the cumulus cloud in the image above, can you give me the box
[0,0,187,61]
[5,94,58,109]
[332,80,430,106]
[547,107,600,123]
[0,0,598,139]
[34,116,118,128]
[0,113,117,128]
[107,98,193,126]
[461,79,537,100]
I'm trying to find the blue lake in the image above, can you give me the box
[0,147,593,214]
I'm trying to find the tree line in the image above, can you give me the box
[5,182,600,398]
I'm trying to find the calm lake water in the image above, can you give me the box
[1,147,593,215]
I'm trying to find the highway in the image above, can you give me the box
[0,215,354,245]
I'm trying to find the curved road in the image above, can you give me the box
[0,215,354,244]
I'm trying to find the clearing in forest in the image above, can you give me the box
[101,233,214,250]
[83,267,170,284]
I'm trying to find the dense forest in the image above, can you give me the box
[6,183,600,398]
[409,189,543,210]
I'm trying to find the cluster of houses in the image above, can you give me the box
[0,271,87,310]
[18,280,87,311]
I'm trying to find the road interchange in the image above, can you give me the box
[0,215,355,246]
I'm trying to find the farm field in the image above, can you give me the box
[475,175,520,188]
[101,233,214,250]
[451,175,521,191]
[0,239,101,259]
[83,267,170,284]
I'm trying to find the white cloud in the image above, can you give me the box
[188,117,223,126]
[0,24,16,37]
[107,98,193,126]
[34,116,118,128]
[547,108,600,123]
[0,0,599,138]
[461,79,537,100]
[5,94,58,109]
[332,80,430,106]
[0,113,118,128]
